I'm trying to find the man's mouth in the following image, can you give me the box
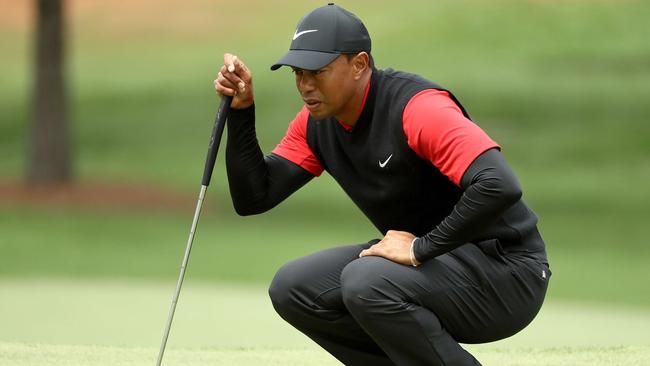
[304,99,322,110]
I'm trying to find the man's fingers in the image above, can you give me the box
[228,55,237,72]
[359,248,372,257]
[223,53,236,72]
[359,249,372,257]
[217,53,254,109]
[220,63,246,92]
[218,68,245,93]
[216,84,237,97]
[230,54,253,82]
[359,244,382,257]
[225,54,242,72]
[215,72,237,96]
[233,56,249,74]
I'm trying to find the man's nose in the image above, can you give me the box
[298,74,316,92]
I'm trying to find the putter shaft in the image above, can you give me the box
[155,95,232,366]
[155,184,207,366]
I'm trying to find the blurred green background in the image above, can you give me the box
[1,0,649,355]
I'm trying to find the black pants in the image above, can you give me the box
[268,240,550,366]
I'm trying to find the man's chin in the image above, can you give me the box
[308,110,332,120]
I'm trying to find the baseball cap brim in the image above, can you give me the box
[270,50,340,71]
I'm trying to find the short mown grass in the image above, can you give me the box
[1,280,649,365]
[2,342,648,366]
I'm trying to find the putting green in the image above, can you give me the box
[1,342,648,366]
[1,279,649,352]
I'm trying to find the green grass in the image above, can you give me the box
[0,202,375,283]
[2,279,649,348]
[1,203,649,307]
[0,279,649,365]
[0,343,340,366]
[2,342,648,366]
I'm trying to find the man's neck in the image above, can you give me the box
[336,70,373,128]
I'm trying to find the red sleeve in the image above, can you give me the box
[403,89,500,186]
[272,106,324,176]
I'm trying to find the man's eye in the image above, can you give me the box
[292,69,303,75]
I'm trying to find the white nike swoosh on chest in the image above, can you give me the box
[293,29,318,40]
[379,154,393,168]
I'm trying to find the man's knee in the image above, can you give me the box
[340,257,406,311]
[268,261,300,317]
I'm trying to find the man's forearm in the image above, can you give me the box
[412,149,522,262]
[226,105,266,214]
[226,105,312,215]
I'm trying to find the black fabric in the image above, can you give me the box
[306,69,469,237]
[225,70,545,264]
[225,105,312,215]
[304,69,544,262]
[413,148,546,262]
[269,240,550,366]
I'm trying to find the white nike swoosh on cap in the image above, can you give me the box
[293,29,319,40]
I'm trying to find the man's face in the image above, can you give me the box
[292,55,359,120]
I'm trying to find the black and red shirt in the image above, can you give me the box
[272,68,500,236]
[273,84,498,186]
[225,68,545,260]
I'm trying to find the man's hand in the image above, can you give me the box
[359,230,418,266]
[214,53,254,109]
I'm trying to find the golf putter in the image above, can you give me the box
[155,95,233,366]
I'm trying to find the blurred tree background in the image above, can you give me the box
[1,0,648,314]
[29,0,72,184]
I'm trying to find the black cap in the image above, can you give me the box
[270,3,371,71]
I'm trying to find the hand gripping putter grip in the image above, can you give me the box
[155,95,233,366]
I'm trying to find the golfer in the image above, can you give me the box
[215,4,550,365]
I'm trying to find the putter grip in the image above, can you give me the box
[201,95,233,186]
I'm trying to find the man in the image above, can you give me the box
[214,3,550,366]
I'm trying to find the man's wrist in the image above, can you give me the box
[229,102,255,113]
[231,99,254,111]
[227,103,255,127]
[410,238,422,267]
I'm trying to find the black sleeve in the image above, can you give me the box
[412,148,522,262]
[225,104,314,216]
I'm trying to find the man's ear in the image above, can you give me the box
[352,52,370,80]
